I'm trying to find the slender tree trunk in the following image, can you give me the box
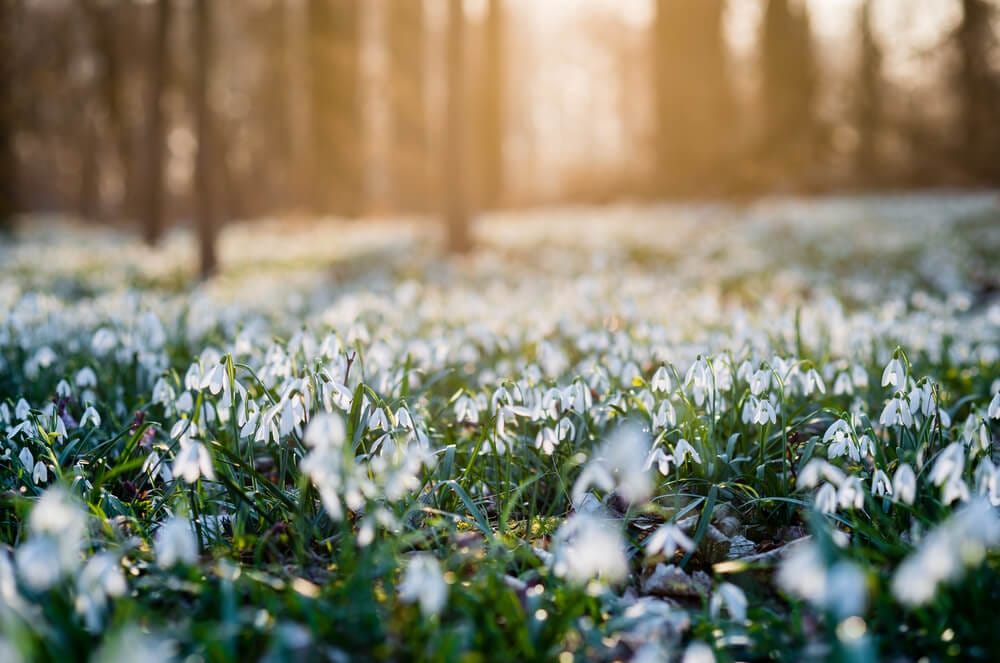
[142,0,171,246]
[387,0,428,213]
[194,0,218,279]
[444,0,470,253]
[854,0,882,187]
[956,0,1000,185]
[0,0,15,236]
[652,0,733,196]
[479,0,504,210]
[82,0,134,221]
[307,0,361,217]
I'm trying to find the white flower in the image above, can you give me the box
[988,391,1000,420]
[837,476,865,510]
[398,553,447,618]
[535,427,558,455]
[75,367,98,389]
[975,459,1000,506]
[710,582,747,623]
[644,523,694,559]
[871,469,892,497]
[929,442,964,487]
[155,517,199,567]
[80,406,101,428]
[16,487,87,589]
[651,365,672,393]
[672,438,702,465]
[572,424,651,505]
[833,372,853,395]
[824,420,858,460]
[171,438,215,483]
[815,482,839,513]
[142,450,173,483]
[551,513,628,584]
[879,396,913,428]
[305,413,346,450]
[892,464,917,505]
[798,459,845,489]
[802,368,825,395]
[75,552,127,631]
[753,399,777,426]
[749,368,770,396]
[644,447,672,476]
[881,357,905,388]
[682,642,716,663]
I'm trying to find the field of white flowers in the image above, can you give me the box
[2,194,1000,662]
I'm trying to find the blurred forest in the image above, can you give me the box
[0,0,999,273]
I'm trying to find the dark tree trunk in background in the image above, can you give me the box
[760,0,819,190]
[955,0,1000,185]
[141,0,171,245]
[854,0,883,186]
[307,0,362,217]
[479,0,505,209]
[0,0,15,236]
[652,0,733,196]
[444,0,471,253]
[194,0,218,279]
[82,0,134,221]
[387,0,428,213]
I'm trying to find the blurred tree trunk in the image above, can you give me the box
[78,111,101,221]
[652,0,733,197]
[0,0,14,236]
[955,0,1000,185]
[194,0,218,279]
[82,0,135,221]
[307,0,361,217]
[854,0,883,187]
[387,0,428,213]
[444,0,471,253]
[479,0,505,209]
[759,0,819,190]
[141,0,171,246]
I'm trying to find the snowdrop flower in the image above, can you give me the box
[871,469,892,497]
[155,517,199,567]
[305,413,346,450]
[989,391,1000,420]
[672,438,702,465]
[644,523,694,559]
[975,459,1000,506]
[572,424,652,505]
[454,394,479,424]
[802,368,825,396]
[651,365,672,393]
[398,554,447,618]
[837,476,865,510]
[891,500,1000,607]
[16,487,87,589]
[557,416,576,441]
[15,398,30,421]
[644,447,672,476]
[552,513,628,585]
[535,427,558,456]
[753,399,777,426]
[142,450,173,483]
[824,420,856,460]
[815,483,839,513]
[749,368,770,396]
[940,476,970,505]
[798,458,846,489]
[929,442,964,487]
[833,371,853,395]
[91,626,176,663]
[892,464,917,505]
[171,437,215,483]
[881,357,905,388]
[652,399,676,431]
[79,406,101,428]
[778,541,866,618]
[710,582,748,623]
[682,642,716,663]
[75,552,127,631]
[75,367,98,390]
[879,396,913,428]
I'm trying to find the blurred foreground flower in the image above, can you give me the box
[398,553,447,618]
